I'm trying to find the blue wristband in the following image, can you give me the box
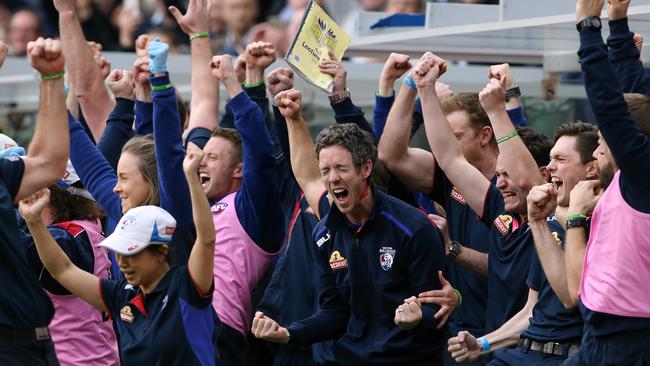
[477,336,490,352]
[148,38,169,74]
[402,74,416,89]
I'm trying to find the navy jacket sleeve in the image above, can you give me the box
[150,74,193,226]
[0,156,24,200]
[68,112,123,223]
[507,106,528,127]
[232,92,285,253]
[331,98,373,138]
[286,227,349,345]
[372,94,395,140]
[272,105,290,158]
[97,98,135,172]
[607,18,650,96]
[134,101,154,135]
[579,28,650,213]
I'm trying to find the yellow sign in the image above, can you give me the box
[285,0,351,92]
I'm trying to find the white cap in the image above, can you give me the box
[0,133,18,151]
[99,206,176,256]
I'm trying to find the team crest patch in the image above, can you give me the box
[211,202,228,214]
[379,247,396,271]
[450,187,466,205]
[120,305,134,323]
[494,214,513,236]
[329,251,348,270]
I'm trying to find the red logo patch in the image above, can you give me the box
[450,187,466,205]
[493,215,513,236]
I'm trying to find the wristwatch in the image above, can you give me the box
[566,216,588,230]
[447,241,462,261]
[505,86,521,102]
[329,88,351,104]
[576,16,602,32]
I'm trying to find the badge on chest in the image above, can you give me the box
[329,251,348,270]
[120,305,135,323]
[379,246,396,271]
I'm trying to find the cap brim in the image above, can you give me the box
[99,232,150,256]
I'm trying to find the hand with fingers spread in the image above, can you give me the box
[568,180,603,216]
[576,0,605,22]
[394,296,423,330]
[379,52,412,96]
[418,271,459,329]
[106,69,135,100]
[488,63,516,90]
[607,0,630,21]
[27,38,65,76]
[135,34,153,58]
[183,142,205,176]
[447,331,482,363]
[319,50,347,95]
[0,41,8,69]
[527,183,558,222]
[267,68,294,97]
[275,89,303,121]
[18,188,51,224]
[169,0,209,36]
[478,77,507,114]
[412,52,447,93]
[251,311,290,343]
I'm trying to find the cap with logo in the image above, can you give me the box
[99,206,176,256]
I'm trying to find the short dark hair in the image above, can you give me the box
[516,126,552,168]
[48,184,104,223]
[315,123,377,177]
[624,93,650,138]
[440,92,496,148]
[553,121,599,164]
[211,127,243,163]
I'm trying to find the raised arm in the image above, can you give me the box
[267,67,295,158]
[484,64,545,190]
[184,143,215,295]
[374,53,411,139]
[54,0,114,141]
[19,189,106,312]
[16,38,69,202]
[170,0,219,133]
[527,183,573,307]
[98,69,136,171]
[275,89,328,217]
[413,53,491,216]
[378,77,436,195]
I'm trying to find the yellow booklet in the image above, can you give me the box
[285,1,351,93]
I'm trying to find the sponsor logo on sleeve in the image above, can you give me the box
[494,214,513,236]
[450,187,466,205]
[329,251,348,270]
[316,232,331,247]
[379,247,396,271]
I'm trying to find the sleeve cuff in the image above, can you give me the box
[149,73,172,87]
[330,97,358,116]
[285,324,307,346]
[108,98,135,120]
[579,28,605,48]
[244,82,267,98]
[608,17,630,34]
[375,94,395,107]
[227,91,255,117]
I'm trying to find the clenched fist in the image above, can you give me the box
[245,41,277,71]
[267,68,294,97]
[448,331,482,363]
[27,38,65,76]
[412,52,447,92]
[394,296,422,330]
[209,55,235,82]
[251,312,290,344]
[275,89,303,121]
[478,77,507,113]
[527,183,558,222]
[106,69,135,100]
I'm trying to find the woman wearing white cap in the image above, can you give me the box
[19,143,218,365]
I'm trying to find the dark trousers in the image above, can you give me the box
[274,346,316,366]
[0,339,59,366]
[488,346,567,366]
[560,328,650,366]
[217,323,247,366]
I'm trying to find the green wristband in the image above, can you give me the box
[566,214,587,221]
[497,130,519,144]
[243,80,265,89]
[454,289,463,306]
[189,32,210,41]
[41,71,65,80]
[151,83,173,92]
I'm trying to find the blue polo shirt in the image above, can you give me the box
[480,184,534,333]
[522,219,583,343]
[429,164,490,337]
[0,157,55,328]
[100,265,217,365]
[287,187,447,365]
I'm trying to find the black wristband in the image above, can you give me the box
[505,86,521,102]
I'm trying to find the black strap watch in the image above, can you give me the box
[566,216,588,230]
[329,88,351,104]
[576,16,602,32]
[505,86,521,102]
[447,241,462,261]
